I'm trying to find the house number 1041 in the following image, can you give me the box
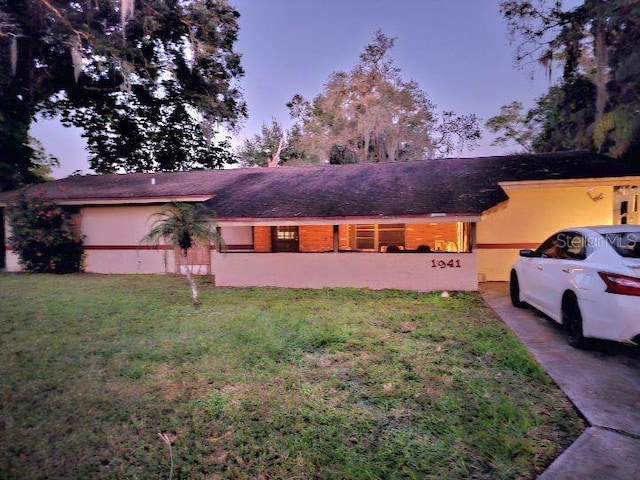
[431,259,461,269]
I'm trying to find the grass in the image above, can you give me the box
[0,274,584,479]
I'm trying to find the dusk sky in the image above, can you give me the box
[33,0,578,178]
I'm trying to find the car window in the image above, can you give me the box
[536,236,560,258]
[535,232,586,260]
[565,233,587,259]
[603,232,640,258]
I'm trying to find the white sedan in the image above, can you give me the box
[510,225,640,348]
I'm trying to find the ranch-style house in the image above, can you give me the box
[2,151,640,292]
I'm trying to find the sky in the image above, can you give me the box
[32,0,573,179]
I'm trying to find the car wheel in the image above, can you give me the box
[509,270,527,308]
[562,294,586,349]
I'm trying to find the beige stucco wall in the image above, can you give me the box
[3,219,18,271]
[477,185,614,281]
[81,205,159,246]
[80,205,171,273]
[5,249,20,272]
[212,252,477,291]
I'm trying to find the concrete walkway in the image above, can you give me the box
[480,282,640,480]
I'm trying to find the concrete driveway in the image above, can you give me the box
[480,282,640,480]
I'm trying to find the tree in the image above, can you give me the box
[236,118,310,167]
[29,137,60,181]
[0,0,246,189]
[65,86,236,173]
[499,0,640,160]
[8,193,84,273]
[486,76,597,154]
[142,202,223,307]
[287,30,480,164]
[529,76,597,153]
[485,101,536,153]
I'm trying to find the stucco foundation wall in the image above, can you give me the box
[212,252,477,291]
[477,185,614,281]
[84,249,175,274]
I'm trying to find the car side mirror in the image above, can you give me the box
[519,249,536,257]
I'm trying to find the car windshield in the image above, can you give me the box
[602,232,640,258]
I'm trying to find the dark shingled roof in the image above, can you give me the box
[2,151,639,219]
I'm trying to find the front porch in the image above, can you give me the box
[211,251,477,291]
[210,219,478,291]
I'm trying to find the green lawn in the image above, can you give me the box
[0,274,584,479]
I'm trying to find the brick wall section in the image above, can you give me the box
[338,225,350,249]
[405,223,458,250]
[299,225,333,252]
[253,226,271,252]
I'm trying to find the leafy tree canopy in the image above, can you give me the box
[485,101,536,153]
[236,118,311,167]
[0,0,246,189]
[495,0,640,160]
[286,30,481,164]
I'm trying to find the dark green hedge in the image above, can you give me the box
[8,194,84,273]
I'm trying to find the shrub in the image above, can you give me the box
[8,193,84,273]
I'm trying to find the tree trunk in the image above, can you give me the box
[362,130,370,163]
[267,136,284,167]
[594,8,609,124]
[182,250,200,307]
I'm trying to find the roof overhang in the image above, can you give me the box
[37,195,214,207]
[499,176,640,191]
[216,213,480,227]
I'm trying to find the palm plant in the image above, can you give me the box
[142,202,223,306]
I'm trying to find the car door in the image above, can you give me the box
[518,234,557,309]
[534,231,587,318]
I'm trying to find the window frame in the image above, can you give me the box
[349,223,406,251]
[271,226,300,252]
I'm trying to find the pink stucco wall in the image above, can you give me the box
[212,252,477,291]
[84,249,175,274]
[5,250,20,272]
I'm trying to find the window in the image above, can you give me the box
[536,232,586,260]
[345,222,473,252]
[604,232,640,259]
[621,201,629,224]
[348,224,405,251]
[271,226,299,252]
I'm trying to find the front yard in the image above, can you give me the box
[0,274,583,479]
